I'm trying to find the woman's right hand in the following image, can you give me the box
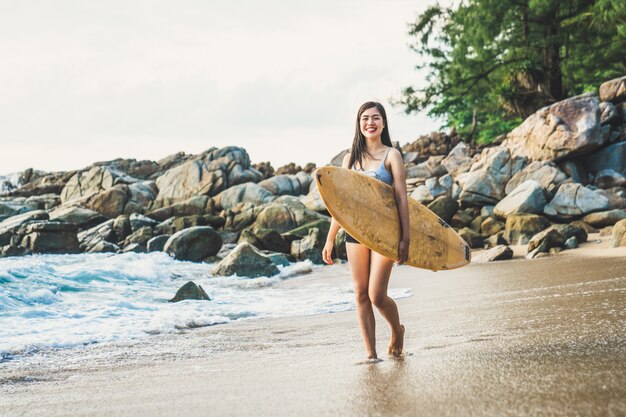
[322,240,334,265]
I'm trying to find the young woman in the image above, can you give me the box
[322,101,410,360]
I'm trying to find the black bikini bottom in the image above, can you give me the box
[345,232,361,244]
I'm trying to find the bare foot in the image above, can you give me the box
[388,325,405,357]
[355,357,383,365]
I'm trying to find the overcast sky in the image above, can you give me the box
[0,0,444,175]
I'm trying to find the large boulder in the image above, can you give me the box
[505,161,567,196]
[48,206,107,230]
[147,235,170,252]
[504,213,551,245]
[291,227,325,264]
[426,196,459,224]
[83,181,158,218]
[582,209,626,228]
[599,76,626,103]
[472,245,513,262]
[222,202,263,231]
[543,183,610,220]
[494,180,547,218]
[458,227,484,249]
[527,228,566,258]
[122,226,154,248]
[505,94,606,161]
[155,214,224,236]
[258,172,312,196]
[548,223,587,244]
[612,219,626,247]
[213,182,276,210]
[594,169,626,189]
[77,219,116,252]
[300,180,326,213]
[281,218,331,243]
[60,165,137,204]
[254,196,325,233]
[6,170,74,198]
[163,226,222,262]
[457,147,524,206]
[410,176,449,204]
[168,281,210,302]
[211,242,279,277]
[146,195,215,222]
[155,146,263,204]
[17,221,79,254]
[405,156,447,179]
[578,141,626,177]
[441,142,475,177]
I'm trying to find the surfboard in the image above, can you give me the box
[315,166,470,271]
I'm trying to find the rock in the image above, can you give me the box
[0,210,49,235]
[60,165,135,204]
[481,206,495,217]
[599,76,626,103]
[504,213,551,245]
[578,141,626,177]
[147,235,170,252]
[481,217,505,236]
[77,219,116,252]
[24,194,61,211]
[485,232,509,248]
[155,214,225,236]
[549,223,587,244]
[333,228,347,261]
[6,171,74,198]
[155,146,263,204]
[252,161,275,179]
[258,172,312,196]
[582,209,626,228]
[122,226,153,247]
[330,149,349,167]
[597,187,626,210]
[300,180,326,213]
[426,196,459,224]
[458,227,484,249]
[469,216,484,233]
[1,245,30,257]
[505,94,605,161]
[146,195,215,222]
[600,225,614,237]
[291,227,325,264]
[169,281,210,302]
[599,102,619,125]
[254,228,291,253]
[544,183,610,220]
[558,160,588,185]
[457,147,520,206]
[157,151,193,173]
[405,156,447,179]
[612,219,626,247]
[410,177,448,203]
[92,158,160,180]
[238,228,262,247]
[528,228,565,253]
[281,218,331,243]
[18,221,79,254]
[222,202,262,231]
[122,243,146,253]
[218,230,239,245]
[163,226,222,262]
[113,215,132,241]
[441,142,475,177]
[84,181,158,218]
[87,240,120,253]
[563,236,578,249]
[403,151,420,165]
[48,206,107,231]
[213,182,276,211]
[450,209,474,229]
[494,180,547,218]
[504,161,567,196]
[401,131,462,158]
[211,242,279,277]
[129,213,159,231]
[264,252,291,267]
[473,245,513,262]
[571,220,597,234]
[594,169,626,189]
[254,197,324,234]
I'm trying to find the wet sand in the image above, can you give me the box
[2,236,625,416]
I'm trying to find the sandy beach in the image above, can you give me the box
[1,235,625,417]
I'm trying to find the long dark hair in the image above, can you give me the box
[348,101,393,170]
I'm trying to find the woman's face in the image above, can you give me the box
[359,107,385,139]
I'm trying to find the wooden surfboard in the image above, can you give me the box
[315,166,470,271]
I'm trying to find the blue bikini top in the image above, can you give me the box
[352,148,394,185]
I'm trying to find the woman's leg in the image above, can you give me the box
[346,242,376,358]
[368,251,404,356]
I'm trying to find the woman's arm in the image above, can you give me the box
[322,152,351,265]
[387,148,410,264]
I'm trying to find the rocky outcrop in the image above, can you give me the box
[211,242,279,277]
[405,156,447,179]
[599,76,626,103]
[543,183,610,220]
[213,183,276,210]
[441,142,475,177]
[48,206,107,230]
[504,213,550,245]
[527,228,565,258]
[163,226,223,262]
[290,227,325,264]
[473,245,513,262]
[582,209,626,228]
[426,196,459,224]
[401,131,462,158]
[169,281,210,302]
[16,221,79,254]
[146,195,215,222]
[504,161,567,196]
[82,181,158,218]
[505,94,606,161]
[155,147,263,205]
[494,180,547,218]
[254,197,324,234]
[61,165,137,204]
[612,219,626,247]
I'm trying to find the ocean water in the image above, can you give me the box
[0,252,411,359]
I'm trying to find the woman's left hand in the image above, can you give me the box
[397,240,410,265]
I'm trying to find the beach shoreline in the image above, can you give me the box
[1,237,626,417]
